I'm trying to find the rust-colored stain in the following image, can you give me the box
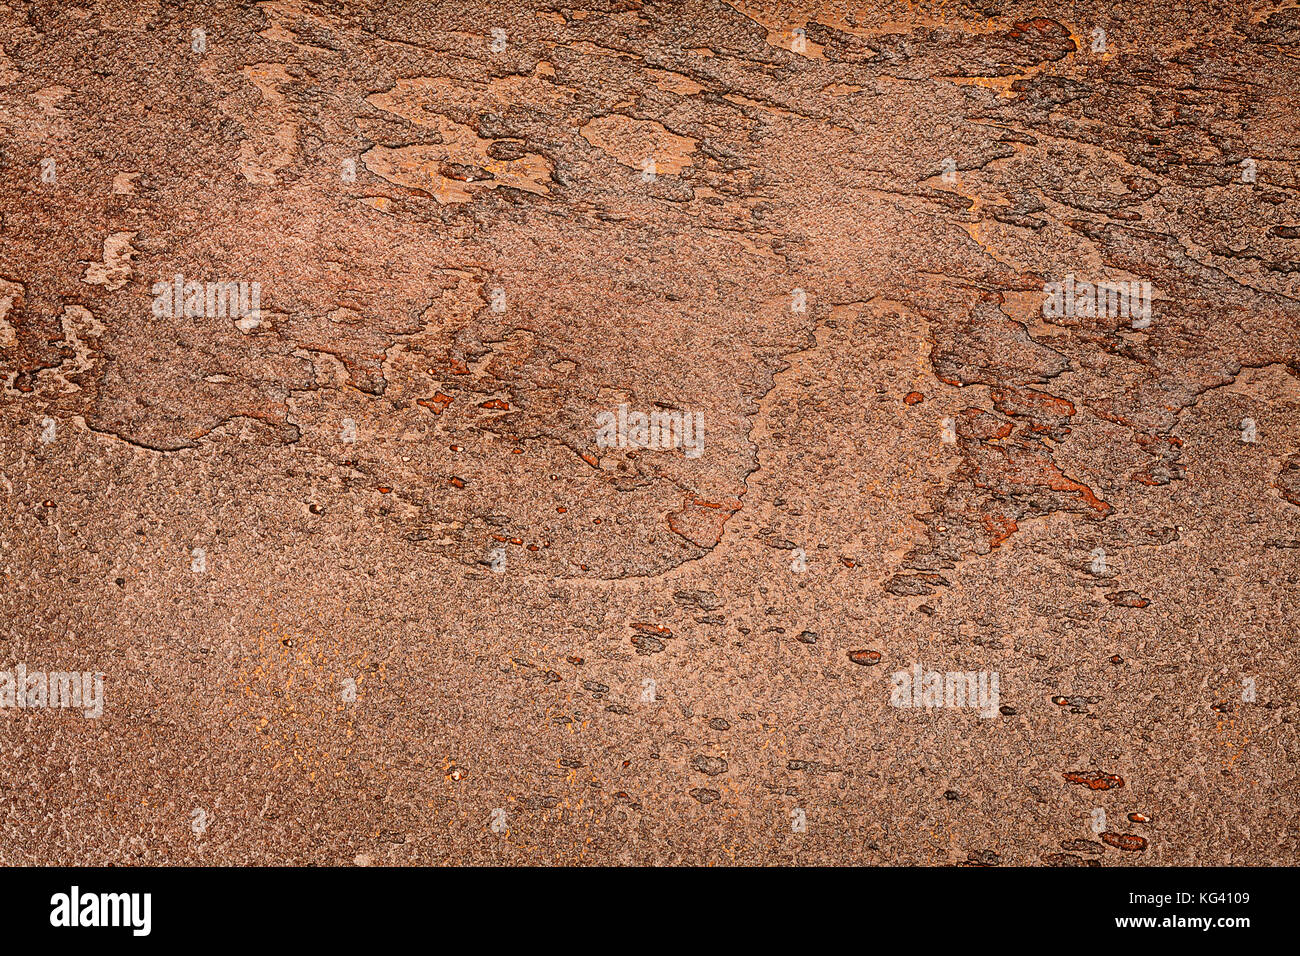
[1100,832,1148,852]
[417,392,454,415]
[1063,772,1125,791]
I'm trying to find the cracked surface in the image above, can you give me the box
[1,0,1298,865]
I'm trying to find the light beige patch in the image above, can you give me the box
[579,115,696,175]
[32,85,72,115]
[48,304,104,391]
[647,68,704,96]
[82,232,137,292]
[0,278,22,348]
[232,63,298,185]
[362,116,551,204]
[1223,363,1300,406]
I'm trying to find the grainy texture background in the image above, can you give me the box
[1,0,1298,865]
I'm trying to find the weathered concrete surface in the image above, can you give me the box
[1,0,1297,864]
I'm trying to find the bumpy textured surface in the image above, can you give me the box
[1,0,1298,865]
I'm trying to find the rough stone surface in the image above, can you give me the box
[1,0,1297,865]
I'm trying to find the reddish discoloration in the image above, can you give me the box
[1063,771,1125,791]
[990,386,1076,422]
[417,391,454,414]
[976,446,1112,517]
[667,495,742,549]
[1101,832,1148,852]
[981,512,1018,548]
[847,649,882,666]
[961,407,1016,441]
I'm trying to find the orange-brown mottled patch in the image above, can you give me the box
[1100,832,1147,851]
[981,512,1018,547]
[1063,771,1125,791]
[417,391,454,414]
[667,494,742,549]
